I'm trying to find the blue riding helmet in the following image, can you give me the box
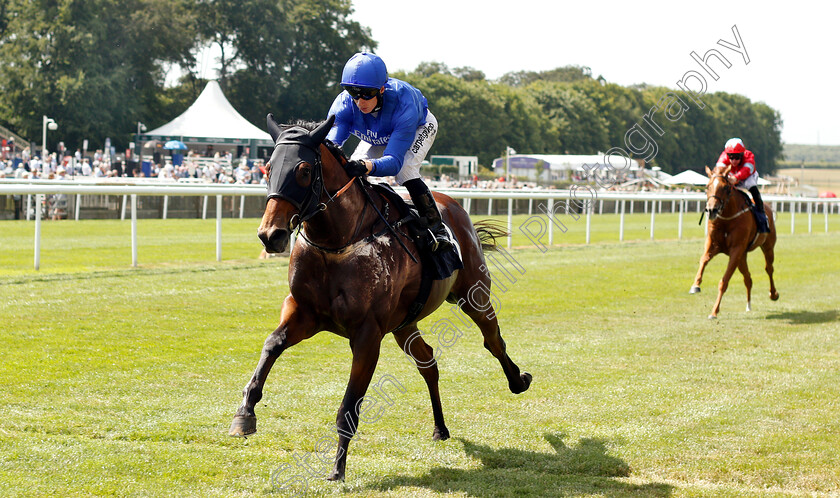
[340,52,388,89]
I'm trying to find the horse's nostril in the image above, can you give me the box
[259,227,289,253]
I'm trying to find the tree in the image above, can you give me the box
[0,0,198,152]
[405,73,506,166]
[218,0,375,125]
[412,61,451,78]
[452,66,485,82]
[402,71,552,167]
[573,80,646,155]
[498,65,594,87]
[527,81,609,154]
[194,0,282,88]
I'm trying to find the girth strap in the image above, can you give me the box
[390,267,434,333]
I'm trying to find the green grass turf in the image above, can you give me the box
[1,215,839,496]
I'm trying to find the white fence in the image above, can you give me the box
[2,181,839,270]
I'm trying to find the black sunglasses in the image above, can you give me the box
[727,153,743,160]
[343,86,380,100]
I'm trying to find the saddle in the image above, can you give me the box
[735,187,770,245]
[735,187,764,218]
[368,181,463,280]
[735,187,752,205]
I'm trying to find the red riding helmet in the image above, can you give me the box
[724,138,746,154]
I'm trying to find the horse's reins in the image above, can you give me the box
[714,206,751,221]
[699,174,750,224]
[293,155,418,263]
[356,179,418,263]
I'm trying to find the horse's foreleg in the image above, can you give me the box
[456,294,531,394]
[737,256,753,312]
[710,251,744,319]
[230,296,317,437]
[691,237,715,294]
[329,326,383,482]
[393,326,449,441]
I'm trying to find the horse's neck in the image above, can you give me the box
[303,178,379,247]
[721,188,748,216]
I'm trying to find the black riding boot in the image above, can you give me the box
[403,178,453,252]
[749,186,770,233]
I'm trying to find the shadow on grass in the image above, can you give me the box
[765,309,838,324]
[368,433,672,497]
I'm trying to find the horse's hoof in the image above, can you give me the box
[433,425,450,441]
[229,415,257,437]
[708,315,718,320]
[511,372,532,394]
[327,470,344,482]
[746,303,752,312]
[770,291,779,301]
[689,286,701,294]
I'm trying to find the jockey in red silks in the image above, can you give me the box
[716,137,770,233]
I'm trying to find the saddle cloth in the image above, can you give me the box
[368,181,463,281]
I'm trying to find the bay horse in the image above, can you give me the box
[229,115,532,481]
[690,164,779,318]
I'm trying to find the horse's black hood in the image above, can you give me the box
[265,115,334,217]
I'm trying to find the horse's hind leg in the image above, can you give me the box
[737,257,753,312]
[453,288,531,394]
[763,208,779,301]
[230,295,318,436]
[762,239,779,301]
[393,326,449,441]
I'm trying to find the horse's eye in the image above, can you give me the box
[295,162,312,187]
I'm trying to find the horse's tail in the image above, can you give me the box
[473,219,510,252]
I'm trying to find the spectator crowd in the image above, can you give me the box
[0,141,266,185]
[2,140,269,220]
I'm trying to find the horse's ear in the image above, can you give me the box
[705,165,712,177]
[310,115,335,144]
[266,113,282,142]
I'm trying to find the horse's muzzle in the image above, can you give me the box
[258,226,289,253]
[706,208,718,221]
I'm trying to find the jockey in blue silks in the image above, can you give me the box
[326,52,452,252]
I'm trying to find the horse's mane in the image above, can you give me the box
[283,119,321,131]
[712,164,732,176]
[281,119,348,163]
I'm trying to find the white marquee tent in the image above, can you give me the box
[665,169,772,186]
[664,169,710,186]
[136,80,272,156]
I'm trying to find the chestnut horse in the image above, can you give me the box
[690,164,779,318]
[229,115,532,481]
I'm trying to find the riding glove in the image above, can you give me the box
[344,160,368,177]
